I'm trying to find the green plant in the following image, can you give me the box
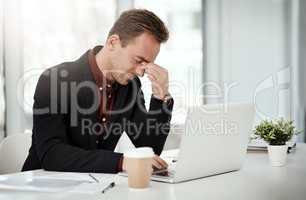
[253,118,298,145]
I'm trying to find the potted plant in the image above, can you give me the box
[253,118,297,167]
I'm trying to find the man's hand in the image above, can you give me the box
[152,155,168,170]
[122,155,168,171]
[141,63,169,100]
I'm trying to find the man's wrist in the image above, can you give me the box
[150,93,174,114]
[117,155,124,172]
[122,157,127,171]
[152,93,171,102]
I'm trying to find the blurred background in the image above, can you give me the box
[0,0,305,148]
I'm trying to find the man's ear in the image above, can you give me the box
[106,34,121,51]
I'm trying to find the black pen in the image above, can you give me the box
[102,182,115,194]
[89,173,100,183]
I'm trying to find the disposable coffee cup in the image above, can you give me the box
[124,147,154,189]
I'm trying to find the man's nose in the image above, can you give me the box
[135,66,145,77]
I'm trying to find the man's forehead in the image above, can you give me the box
[128,33,160,61]
[132,46,159,63]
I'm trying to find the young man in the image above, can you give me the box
[22,9,174,173]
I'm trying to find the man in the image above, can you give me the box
[22,9,174,173]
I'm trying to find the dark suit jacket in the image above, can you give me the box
[22,48,173,173]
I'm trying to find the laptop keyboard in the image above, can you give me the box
[152,155,177,178]
[152,169,175,177]
[152,160,176,177]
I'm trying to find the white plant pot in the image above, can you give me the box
[267,145,288,167]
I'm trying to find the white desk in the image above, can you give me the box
[0,144,306,200]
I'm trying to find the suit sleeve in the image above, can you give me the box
[33,70,122,173]
[124,79,174,155]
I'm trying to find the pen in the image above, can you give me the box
[102,182,115,194]
[89,173,100,183]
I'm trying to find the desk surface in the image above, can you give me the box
[0,144,306,200]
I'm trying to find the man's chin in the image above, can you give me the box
[116,74,135,85]
[124,76,136,84]
[117,78,130,85]
[113,75,128,85]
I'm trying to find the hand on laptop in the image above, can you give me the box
[152,155,168,170]
[122,155,168,171]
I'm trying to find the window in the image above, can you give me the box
[133,0,203,124]
[22,0,117,130]
[0,0,4,139]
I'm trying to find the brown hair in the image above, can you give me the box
[108,9,169,46]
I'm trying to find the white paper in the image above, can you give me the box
[0,172,115,194]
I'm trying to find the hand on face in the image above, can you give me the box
[139,62,169,100]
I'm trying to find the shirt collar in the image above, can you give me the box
[88,46,118,91]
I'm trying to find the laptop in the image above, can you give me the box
[119,103,255,183]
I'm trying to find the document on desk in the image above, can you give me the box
[0,172,115,193]
[248,140,296,153]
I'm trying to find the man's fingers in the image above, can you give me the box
[156,157,168,168]
[153,156,168,169]
[141,64,165,77]
[147,74,157,82]
[152,159,162,169]
[145,67,162,77]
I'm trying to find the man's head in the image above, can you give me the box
[104,9,169,85]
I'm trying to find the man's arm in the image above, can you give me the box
[33,70,123,173]
[124,82,174,155]
[124,61,174,155]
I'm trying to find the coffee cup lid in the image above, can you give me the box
[124,147,154,158]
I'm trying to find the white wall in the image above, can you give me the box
[0,0,5,141]
[298,0,306,141]
[206,0,289,115]
[3,0,26,136]
[205,0,304,141]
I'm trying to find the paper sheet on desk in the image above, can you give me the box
[37,172,114,182]
[0,172,115,194]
